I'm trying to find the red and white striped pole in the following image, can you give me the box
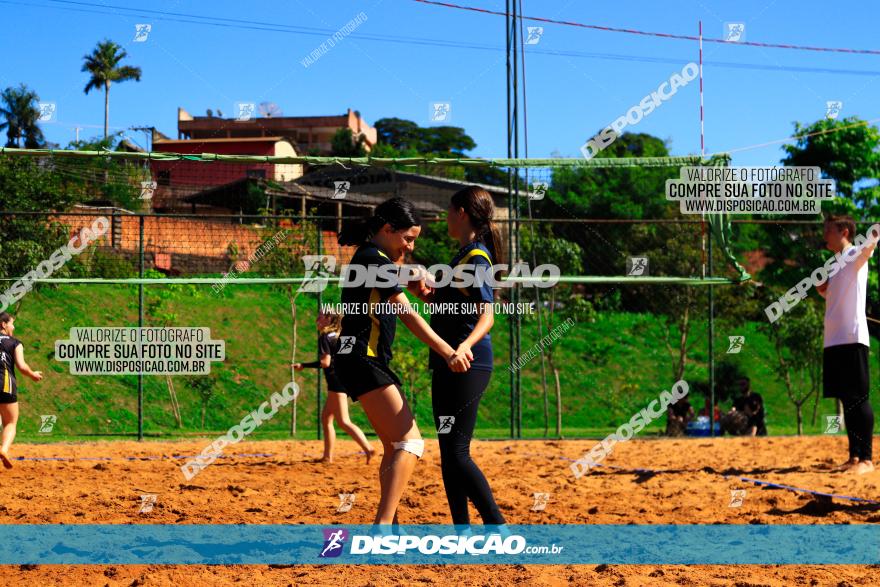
[700,20,705,157]
[699,20,706,278]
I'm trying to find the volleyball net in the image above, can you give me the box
[2,147,841,441]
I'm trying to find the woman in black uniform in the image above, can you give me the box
[294,310,375,464]
[334,197,472,528]
[0,312,43,469]
[408,186,506,528]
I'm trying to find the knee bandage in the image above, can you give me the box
[392,438,425,458]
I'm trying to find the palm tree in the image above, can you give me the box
[82,40,142,138]
[0,84,46,148]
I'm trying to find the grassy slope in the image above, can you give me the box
[13,284,877,441]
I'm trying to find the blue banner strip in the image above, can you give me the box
[0,525,877,564]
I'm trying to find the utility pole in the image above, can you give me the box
[130,126,156,152]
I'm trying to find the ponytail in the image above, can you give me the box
[338,197,421,246]
[477,220,505,267]
[450,186,505,266]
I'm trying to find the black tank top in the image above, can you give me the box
[318,332,340,374]
[0,335,21,394]
[339,243,403,364]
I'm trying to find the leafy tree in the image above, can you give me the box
[0,153,74,211]
[82,40,142,138]
[185,374,220,429]
[330,128,367,157]
[632,224,705,382]
[143,269,198,427]
[773,117,880,315]
[539,132,713,383]
[540,133,674,221]
[0,135,146,313]
[422,126,476,155]
[520,224,584,437]
[374,117,423,151]
[740,122,880,362]
[759,298,823,435]
[366,139,410,160]
[410,214,459,267]
[538,133,682,311]
[371,118,490,184]
[0,84,46,148]
[464,165,510,187]
[372,117,476,157]
[66,135,145,209]
[782,117,880,209]
[0,154,93,291]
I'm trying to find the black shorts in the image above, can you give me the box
[0,370,17,403]
[324,368,345,393]
[334,355,402,401]
[823,343,869,400]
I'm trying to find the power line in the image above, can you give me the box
[714,116,880,156]
[42,0,336,35]
[3,0,879,78]
[413,0,880,56]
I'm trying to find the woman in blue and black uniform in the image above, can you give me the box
[0,312,43,469]
[409,186,506,528]
[334,197,472,528]
[294,309,375,464]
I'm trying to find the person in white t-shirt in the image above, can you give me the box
[817,215,876,475]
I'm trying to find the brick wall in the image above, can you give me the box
[51,214,355,275]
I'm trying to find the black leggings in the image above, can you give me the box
[431,367,505,526]
[842,395,874,461]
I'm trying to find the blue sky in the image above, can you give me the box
[1,0,878,166]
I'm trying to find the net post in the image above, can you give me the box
[508,200,515,439]
[506,0,523,439]
[512,0,522,440]
[316,220,323,441]
[515,198,522,438]
[709,215,715,438]
[506,0,515,440]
